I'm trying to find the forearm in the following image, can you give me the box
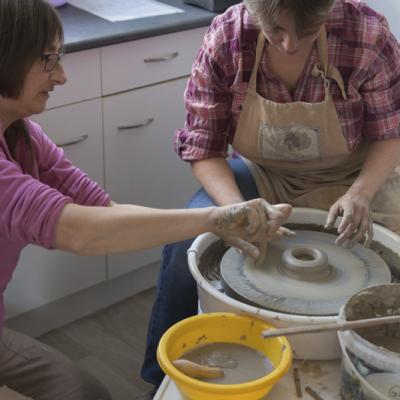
[56,203,216,255]
[191,157,244,206]
[348,138,400,200]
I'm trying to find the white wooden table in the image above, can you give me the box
[154,359,342,399]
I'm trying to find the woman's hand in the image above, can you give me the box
[211,199,292,260]
[325,190,373,247]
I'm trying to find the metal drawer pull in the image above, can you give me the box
[143,52,179,63]
[57,134,89,147]
[118,118,154,131]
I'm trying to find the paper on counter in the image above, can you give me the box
[0,386,33,399]
[67,0,184,22]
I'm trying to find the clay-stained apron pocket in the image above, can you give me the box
[258,122,322,161]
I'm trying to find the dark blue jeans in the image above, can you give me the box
[140,157,259,386]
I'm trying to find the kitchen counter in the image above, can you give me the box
[57,0,216,53]
[57,0,400,55]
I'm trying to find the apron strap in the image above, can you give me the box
[317,25,329,77]
[248,33,266,90]
[315,25,348,100]
[328,65,348,100]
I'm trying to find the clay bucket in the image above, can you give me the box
[338,284,400,399]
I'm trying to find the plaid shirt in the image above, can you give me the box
[175,0,400,161]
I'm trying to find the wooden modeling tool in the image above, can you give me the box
[261,315,400,339]
[172,359,224,379]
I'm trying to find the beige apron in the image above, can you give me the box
[233,28,400,233]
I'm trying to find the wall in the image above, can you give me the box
[365,0,400,39]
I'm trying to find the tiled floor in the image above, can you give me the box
[39,288,156,400]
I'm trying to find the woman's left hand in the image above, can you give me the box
[325,190,373,247]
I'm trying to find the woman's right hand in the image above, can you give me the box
[325,190,373,247]
[211,199,292,261]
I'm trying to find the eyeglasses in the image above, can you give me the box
[42,51,64,72]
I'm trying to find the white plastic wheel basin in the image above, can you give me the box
[188,208,400,360]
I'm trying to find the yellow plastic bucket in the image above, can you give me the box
[157,312,292,400]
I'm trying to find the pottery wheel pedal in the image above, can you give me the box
[220,230,392,316]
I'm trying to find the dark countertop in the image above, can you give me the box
[58,0,217,53]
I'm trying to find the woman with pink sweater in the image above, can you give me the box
[0,1,290,399]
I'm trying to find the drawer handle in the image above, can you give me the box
[118,118,154,131]
[143,52,179,63]
[56,134,89,147]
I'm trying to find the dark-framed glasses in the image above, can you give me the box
[42,51,64,72]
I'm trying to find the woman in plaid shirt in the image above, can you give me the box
[141,0,400,390]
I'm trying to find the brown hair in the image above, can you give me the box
[0,0,64,174]
[244,0,336,36]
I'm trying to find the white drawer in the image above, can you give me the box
[32,98,104,187]
[46,48,101,109]
[101,27,207,95]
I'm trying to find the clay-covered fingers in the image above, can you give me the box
[228,236,260,260]
[247,202,292,262]
[212,200,292,261]
[244,200,267,237]
[274,226,296,238]
[345,208,371,247]
[213,202,260,259]
[364,218,374,247]
[244,200,292,241]
[349,209,373,248]
[262,203,292,239]
[335,205,359,246]
[325,203,341,230]
[248,203,293,262]
[338,201,374,247]
[256,238,268,264]
[326,193,373,247]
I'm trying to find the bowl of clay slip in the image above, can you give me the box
[338,284,400,400]
[157,312,292,400]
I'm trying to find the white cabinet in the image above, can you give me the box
[103,78,199,278]
[4,247,106,320]
[4,27,204,320]
[4,99,106,319]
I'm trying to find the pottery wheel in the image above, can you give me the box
[220,230,391,316]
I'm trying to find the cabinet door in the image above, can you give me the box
[103,78,199,278]
[32,99,105,187]
[4,99,106,319]
[46,48,101,109]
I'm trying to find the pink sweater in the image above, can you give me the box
[0,119,110,327]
